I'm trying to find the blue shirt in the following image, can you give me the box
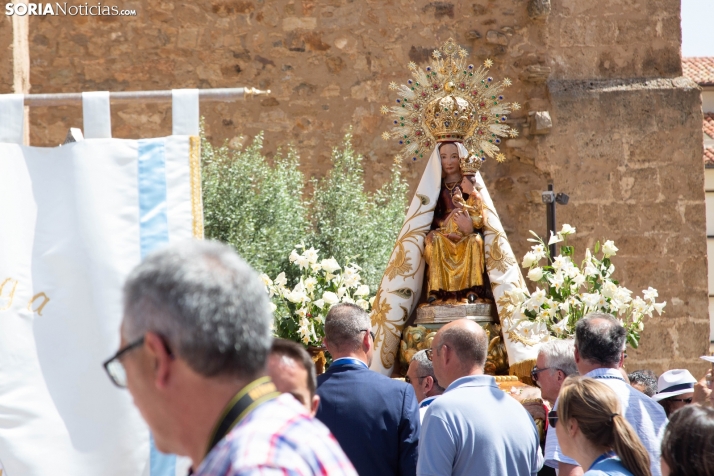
[417,375,543,476]
[544,368,667,476]
[584,453,633,476]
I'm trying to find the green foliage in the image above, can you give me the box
[309,132,409,288]
[201,132,309,278]
[201,130,409,290]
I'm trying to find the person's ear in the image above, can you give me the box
[144,332,173,390]
[310,395,320,417]
[423,375,434,393]
[557,369,566,383]
[362,331,371,350]
[567,417,579,439]
[573,346,581,364]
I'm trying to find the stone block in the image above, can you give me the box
[282,17,317,31]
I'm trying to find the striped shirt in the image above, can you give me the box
[544,368,667,476]
[194,393,357,476]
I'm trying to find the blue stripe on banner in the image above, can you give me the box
[138,138,169,259]
[137,138,176,476]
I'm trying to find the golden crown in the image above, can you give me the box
[381,38,520,164]
[424,94,476,141]
[460,155,483,175]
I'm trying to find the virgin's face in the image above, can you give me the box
[439,144,460,176]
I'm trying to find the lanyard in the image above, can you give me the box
[205,376,281,457]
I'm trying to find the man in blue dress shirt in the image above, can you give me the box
[316,303,420,476]
[418,319,543,476]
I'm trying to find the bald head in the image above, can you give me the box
[438,319,489,369]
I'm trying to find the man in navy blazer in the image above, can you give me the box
[316,303,420,476]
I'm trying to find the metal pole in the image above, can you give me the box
[21,87,271,107]
[547,183,556,258]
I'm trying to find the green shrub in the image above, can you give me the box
[201,130,408,290]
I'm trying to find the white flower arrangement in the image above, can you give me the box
[510,224,666,348]
[264,245,374,346]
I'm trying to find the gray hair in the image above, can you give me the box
[122,240,272,379]
[411,350,444,391]
[324,303,371,352]
[538,339,578,377]
[628,370,658,397]
[439,324,488,368]
[574,313,626,366]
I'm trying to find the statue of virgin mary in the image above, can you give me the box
[370,39,548,379]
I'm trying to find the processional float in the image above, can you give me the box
[371,39,549,383]
[0,87,267,476]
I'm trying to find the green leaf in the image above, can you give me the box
[561,245,574,256]
[594,241,600,254]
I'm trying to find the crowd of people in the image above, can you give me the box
[106,241,714,475]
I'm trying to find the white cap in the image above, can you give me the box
[652,369,697,401]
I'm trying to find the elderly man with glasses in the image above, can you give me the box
[316,303,420,476]
[531,339,578,408]
[103,241,356,476]
[406,349,445,422]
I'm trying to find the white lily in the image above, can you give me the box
[548,231,563,246]
[355,284,370,296]
[304,247,319,264]
[274,272,288,287]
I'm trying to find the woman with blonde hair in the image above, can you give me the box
[553,376,651,476]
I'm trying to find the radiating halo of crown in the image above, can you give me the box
[380,38,521,164]
[460,155,483,175]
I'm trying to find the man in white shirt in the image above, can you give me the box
[544,313,667,476]
[406,350,445,422]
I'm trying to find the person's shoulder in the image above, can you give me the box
[626,385,667,419]
[220,395,353,471]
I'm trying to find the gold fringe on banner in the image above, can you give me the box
[189,135,204,239]
[509,358,536,386]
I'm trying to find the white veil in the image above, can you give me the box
[369,142,546,377]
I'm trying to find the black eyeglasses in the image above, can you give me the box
[670,397,693,404]
[548,410,558,428]
[360,329,375,340]
[530,365,562,384]
[102,336,145,388]
[405,375,428,384]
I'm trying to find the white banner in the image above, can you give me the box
[0,92,202,476]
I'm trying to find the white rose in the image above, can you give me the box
[322,291,339,305]
[522,251,538,268]
[602,240,618,258]
[528,267,544,282]
[320,258,341,273]
[559,224,576,236]
[355,284,370,296]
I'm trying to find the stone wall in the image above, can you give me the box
[0,0,708,374]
